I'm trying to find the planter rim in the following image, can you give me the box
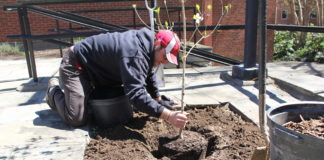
[267,100,324,140]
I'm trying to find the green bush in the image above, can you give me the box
[0,43,24,56]
[273,31,324,63]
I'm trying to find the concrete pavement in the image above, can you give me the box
[0,58,324,160]
[0,59,89,160]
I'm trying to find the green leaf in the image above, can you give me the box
[203,31,207,36]
[207,5,212,10]
[196,4,200,11]
[320,41,324,47]
[165,21,169,29]
[193,14,198,20]
[224,6,229,13]
[132,4,137,8]
[154,7,160,13]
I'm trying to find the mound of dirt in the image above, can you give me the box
[84,105,266,160]
[158,130,208,160]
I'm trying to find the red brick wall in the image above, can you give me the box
[211,0,276,61]
[268,0,276,61]
[0,0,20,42]
[212,0,246,60]
[275,0,319,25]
[0,0,277,61]
[0,0,197,41]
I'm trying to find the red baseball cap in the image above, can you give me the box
[156,30,181,65]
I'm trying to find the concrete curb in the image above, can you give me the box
[270,76,324,101]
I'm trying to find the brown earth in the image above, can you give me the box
[283,115,324,139]
[84,104,266,160]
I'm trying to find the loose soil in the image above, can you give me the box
[84,104,266,160]
[283,115,324,139]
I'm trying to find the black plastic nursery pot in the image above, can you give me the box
[88,87,133,128]
[267,101,324,160]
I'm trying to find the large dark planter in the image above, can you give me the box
[267,101,324,160]
[89,87,133,128]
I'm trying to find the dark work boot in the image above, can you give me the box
[45,78,60,111]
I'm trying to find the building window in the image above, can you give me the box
[282,10,288,19]
[310,11,317,19]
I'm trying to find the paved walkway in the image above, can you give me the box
[1,58,324,160]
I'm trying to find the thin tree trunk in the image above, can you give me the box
[316,0,321,25]
[179,0,187,138]
[275,0,278,24]
[320,0,324,26]
[297,0,304,25]
[291,0,300,25]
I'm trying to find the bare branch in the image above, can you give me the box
[133,7,151,29]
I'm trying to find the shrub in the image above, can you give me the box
[273,31,324,63]
[0,43,24,56]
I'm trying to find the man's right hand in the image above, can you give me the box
[160,109,188,129]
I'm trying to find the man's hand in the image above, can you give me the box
[167,111,189,129]
[158,95,178,110]
[160,109,188,129]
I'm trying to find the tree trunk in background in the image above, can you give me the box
[320,0,324,26]
[316,0,321,26]
[285,0,324,48]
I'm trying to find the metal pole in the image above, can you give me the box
[193,8,197,43]
[69,23,74,44]
[232,0,259,80]
[56,19,63,57]
[17,7,32,78]
[258,0,267,142]
[145,0,156,31]
[244,0,259,68]
[145,0,165,87]
[23,7,38,82]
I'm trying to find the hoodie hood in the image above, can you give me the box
[136,28,155,61]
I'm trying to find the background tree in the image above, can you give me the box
[284,0,323,47]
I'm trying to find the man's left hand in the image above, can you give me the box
[158,95,178,110]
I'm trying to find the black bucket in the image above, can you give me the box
[267,101,324,160]
[89,87,133,128]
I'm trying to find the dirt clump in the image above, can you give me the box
[84,105,266,160]
[283,115,324,138]
[158,130,208,160]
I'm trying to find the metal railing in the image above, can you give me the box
[4,2,324,82]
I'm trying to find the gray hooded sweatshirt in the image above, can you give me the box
[74,28,164,118]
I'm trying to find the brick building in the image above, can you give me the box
[0,0,277,61]
[274,0,321,25]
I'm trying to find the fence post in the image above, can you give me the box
[232,0,259,80]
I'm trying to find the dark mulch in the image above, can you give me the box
[283,115,324,138]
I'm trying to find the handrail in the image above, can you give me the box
[267,24,324,33]
[70,6,195,13]
[14,0,143,5]
[27,6,127,31]
[185,46,241,66]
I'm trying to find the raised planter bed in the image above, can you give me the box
[84,104,266,160]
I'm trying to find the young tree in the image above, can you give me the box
[134,0,231,137]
